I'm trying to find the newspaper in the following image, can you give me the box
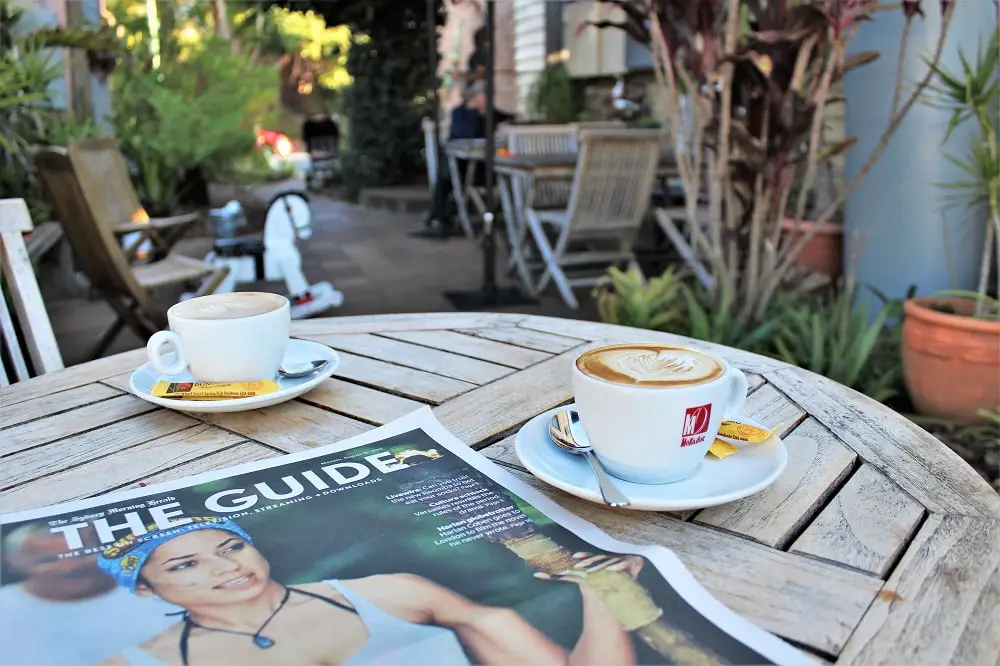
[0,407,812,666]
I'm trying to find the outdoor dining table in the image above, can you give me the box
[1,312,998,665]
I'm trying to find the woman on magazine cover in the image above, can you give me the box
[97,516,645,666]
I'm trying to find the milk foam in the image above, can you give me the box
[578,345,724,387]
[173,293,285,321]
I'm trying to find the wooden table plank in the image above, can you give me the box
[503,466,881,655]
[0,395,157,457]
[433,351,579,447]
[291,313,515,336]
[1,409,197,490]
[122,442,282,491]
[459,326,587,354]
[747,373,766,393]
[379,329,552,369]
[0,426,245,513]
[332,351,475,404]
[739,383,807,433]
[695,418,857,547]
[837,515,1000,665]
[299,377,424,425]
[0,383,122,430]
[0,348,145,407]
[199,401,371,453]
[791,465,926,577]
[303,333,514,385]
[766,367,1000,517]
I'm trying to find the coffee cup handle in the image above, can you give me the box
[724,368,750,419]
[147,331,188,376]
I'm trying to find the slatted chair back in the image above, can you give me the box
[571,120,627,131]
[34,147,157,316]
[564,129,661,236]
[505,125,578,210]
[67,138,148,232]
[0,199,64,385]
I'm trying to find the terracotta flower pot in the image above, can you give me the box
[780,218,844,278]
[902,297,1000,424]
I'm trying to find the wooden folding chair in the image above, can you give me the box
[67,138,201,263]
[523,129,661,308]
[0,199,64,385]
[35,148,229,360]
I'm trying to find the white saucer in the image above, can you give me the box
[514,404,788,512]
[129,339,338,413]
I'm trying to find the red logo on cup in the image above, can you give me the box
[680,403,712,447]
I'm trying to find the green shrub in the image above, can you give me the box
[773,284,899,402]
[339,2,435,200]
[109,37,277,213]
[529,64,579,124]
[593,267,906,403]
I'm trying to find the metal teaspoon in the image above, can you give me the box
[278,359,329,379]
[548,409,631,508]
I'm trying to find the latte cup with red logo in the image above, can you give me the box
[571,343,749,484]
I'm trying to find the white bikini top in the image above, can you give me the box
[118,579,472,666]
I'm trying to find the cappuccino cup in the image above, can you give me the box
[572,343,749,484]
[146,292,290,382]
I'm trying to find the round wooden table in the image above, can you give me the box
[2,313,997,664]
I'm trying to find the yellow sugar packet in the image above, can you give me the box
[708,438,740,459]
[151,380,280,401]
[706,421,780,459]
[717,420,780,443]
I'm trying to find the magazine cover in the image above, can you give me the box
[0,408,811,666]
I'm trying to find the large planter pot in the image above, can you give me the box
[902,297,1000,424]
[780,218,844,279]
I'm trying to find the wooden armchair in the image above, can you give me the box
[34,148,229,360]
[67,139,201,263]
[0,199,63,385]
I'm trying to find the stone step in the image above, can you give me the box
[359,185,430,215]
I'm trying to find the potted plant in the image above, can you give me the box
[903,32,1000,424]
[582,0,952,330]
[779,150,845,278]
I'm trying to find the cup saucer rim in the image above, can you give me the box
[128,339,338,413]
[513,403,787,511]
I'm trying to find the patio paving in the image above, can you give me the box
[43,194,603,367]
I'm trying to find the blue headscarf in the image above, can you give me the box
[97,516,252,591]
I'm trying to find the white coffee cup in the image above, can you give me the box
[571,343,749,484]
[146,292,291,382]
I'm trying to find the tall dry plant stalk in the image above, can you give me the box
[592,0,956,325]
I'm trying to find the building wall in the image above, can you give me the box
[513,0,546,115]
[562,1,627,79]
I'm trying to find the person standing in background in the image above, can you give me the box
[414,81,515,239]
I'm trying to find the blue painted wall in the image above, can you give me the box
[843,2,996,311]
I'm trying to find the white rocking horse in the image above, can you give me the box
[201,194,343,319]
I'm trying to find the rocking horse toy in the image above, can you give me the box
[200,192,343,319]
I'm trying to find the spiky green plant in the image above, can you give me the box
[594,265,684,332]
[924,31,1000,317]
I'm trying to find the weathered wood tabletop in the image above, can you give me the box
[2,313,998,665]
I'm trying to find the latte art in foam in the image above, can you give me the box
[576,344,725,387]
[172,292,286,321]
